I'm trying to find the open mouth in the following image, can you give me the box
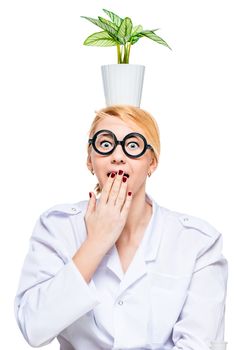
[107,172,130,178]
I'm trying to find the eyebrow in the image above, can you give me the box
[96,131,138,138]
[101,133,113,136]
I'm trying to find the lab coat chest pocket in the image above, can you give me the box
[148,272,191,345]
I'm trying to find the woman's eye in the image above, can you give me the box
[100,141,112,149]
[127,142,139,149]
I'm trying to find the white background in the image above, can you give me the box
[0,0,233,348]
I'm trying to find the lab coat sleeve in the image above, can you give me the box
[14,211,101,347]
[172,232,228,350]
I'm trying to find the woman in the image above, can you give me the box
[14,105,228,350]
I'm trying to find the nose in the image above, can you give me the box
[110,144,126,163]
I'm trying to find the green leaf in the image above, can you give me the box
[102,9,123,27]
[117,17,133,44]
[98,16,119,32]
[83,31,118,47]
[140,30,172,50]
[130,35,141,45]
[131,25,143,36]
[146,28,160,32]
[80,16,118,38]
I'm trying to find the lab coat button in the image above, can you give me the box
[118,300,124,305]
[183,217,189,221]
[71,207,77,211]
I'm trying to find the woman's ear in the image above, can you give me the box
[86,155,93,173]
[149,155,158,174]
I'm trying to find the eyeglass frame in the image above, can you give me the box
[88,129,154,158]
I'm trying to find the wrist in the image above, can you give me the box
[85,237,111,257]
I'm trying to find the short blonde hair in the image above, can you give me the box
[87,105,161,196]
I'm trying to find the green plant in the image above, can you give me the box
[81,9,171,64]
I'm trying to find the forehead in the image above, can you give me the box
[94,116,145,138]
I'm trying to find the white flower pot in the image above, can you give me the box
[101,64,145,107]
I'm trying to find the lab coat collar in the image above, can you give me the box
[143,192,165,262]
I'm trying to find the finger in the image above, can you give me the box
[85,192,96,216]
[120,190,133,218]
[108,170,125,205]
[115,176,128,209]
[99,172,117,205]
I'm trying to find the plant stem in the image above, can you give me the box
[123,44,128,63]
[120,43,131,63]
[117,43,132,63]
[126,43,131,63]
[117,45,121,64]
[120,45,124,63]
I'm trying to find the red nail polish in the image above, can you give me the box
[89,192,92,198]
[128,191,132,196]
[123,176,127,183]
[118,170,123,175]
[111,172,116,178]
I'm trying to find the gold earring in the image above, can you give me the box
[148,171,151,177]
[91,170,94,175]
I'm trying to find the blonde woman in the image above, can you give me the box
[15,105,228,350]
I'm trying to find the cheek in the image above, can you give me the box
[94,169,108,186]
[130,167,148,186]
[137,161,150,176]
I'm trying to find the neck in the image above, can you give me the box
[116,189,152,245]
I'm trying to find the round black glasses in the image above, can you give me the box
[88,129,153,158]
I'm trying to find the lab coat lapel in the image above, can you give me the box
[106,242,148,296]
[118,244,147,295]
[106,244,124,281]
[118,197,165,293]
[106,194,164,295]
[144,198,165,263]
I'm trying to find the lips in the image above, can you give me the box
[107,171,130,178]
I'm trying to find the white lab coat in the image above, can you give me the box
[14,193,228,350]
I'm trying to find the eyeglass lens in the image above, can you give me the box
[95,131,146,157]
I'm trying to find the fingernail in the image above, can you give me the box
[118,170,123,175]
[128,191,132,196]
[89,192,92,198]
[123,176,127,183]
[111,172,116,178]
